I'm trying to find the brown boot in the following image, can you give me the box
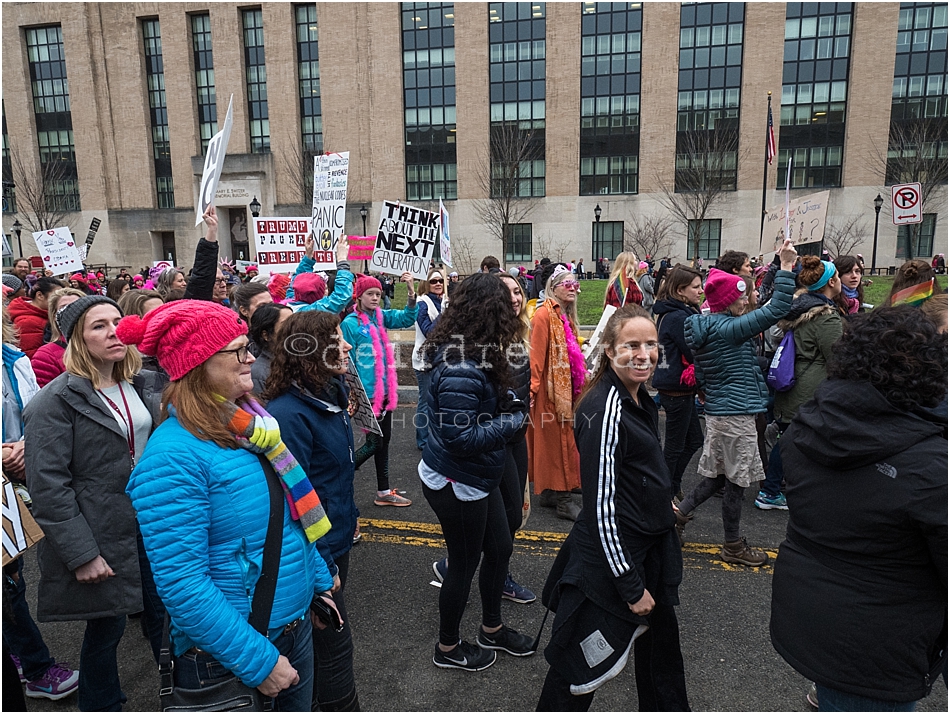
[538,489,557,508]
[672,504,692,547]
[555,491,581,521]
[720,537,768,567]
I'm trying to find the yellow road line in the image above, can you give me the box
[358,518,775,573]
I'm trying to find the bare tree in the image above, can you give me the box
[9,147,77,233]
[446,230,479,275]
[534,230,572,264]
[654,122,742,261]
[473,122,543,263]
[623,213,676,262]
[278,144,321,209]
[822,213,870,259]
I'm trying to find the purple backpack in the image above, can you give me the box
[767,330,797,392]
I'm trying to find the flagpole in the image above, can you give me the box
[758,92,772,252]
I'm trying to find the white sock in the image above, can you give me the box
[377,489,391,497]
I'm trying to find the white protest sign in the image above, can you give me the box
[764,190,830,247]
[32,227,83,275]
[2,233,12,258]
[2,476,44,566]
[344,359,382,436]
[235,260,257,272]
[311,152,349,271]
[439,198,452,267]
[372,200,438,280]
[195,94,235,226]
[253,218,310,276]
[581,304,617,372]
[152,260,174,271]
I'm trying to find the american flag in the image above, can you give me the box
[766,103,777,165]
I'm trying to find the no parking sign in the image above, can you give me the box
[891,183,923,226]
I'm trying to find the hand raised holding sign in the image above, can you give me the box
[304,233,315,260]
[401,271,417,301]
[778,239,798,272]
[336,234,349,264]
[203,206,218,244]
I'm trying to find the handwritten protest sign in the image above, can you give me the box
[311,152,349,271]
[581,304,617,373]
[764,190,830,247]
[195,95,235,226]
[253,218,310,276]
[439,199,452,267]
[2,476,44,567]
[347,236,376,262]
[371,201,438,280]
[344,359,382,436]
[152,260,174,271]
[32,227,83,275]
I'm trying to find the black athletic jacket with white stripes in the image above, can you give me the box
[565,367,682,609]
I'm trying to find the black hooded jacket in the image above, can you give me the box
[652,298,700,392]
[770,378,947,703]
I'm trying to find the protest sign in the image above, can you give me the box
[764,190,830,247]
[347,235,376,262]
[253,218,310,276]
[439,199,452,267]
[371,200,438,280]
[195,94,235,226]
[152,260,174,271]
[235,260,257,272]
[581,304,617,372]
[32,227,83,275]
[344,359,383,436]
[2,476,44,567]
[1,233,11,258]
[311,152,349,271]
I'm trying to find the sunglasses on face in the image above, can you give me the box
[560,281,580,290]
[429,278,444,284]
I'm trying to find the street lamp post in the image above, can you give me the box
[249,196,261,218]
[871,193,883,275]
[359,205,369,274]
[12,218,22,259]
[594,204,602,276]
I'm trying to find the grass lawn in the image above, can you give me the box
[391,274,903,325]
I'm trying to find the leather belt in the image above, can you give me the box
[184,617,304,655]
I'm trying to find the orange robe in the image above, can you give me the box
[526,303,581,494]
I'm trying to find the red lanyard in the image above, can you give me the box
[97,382,136,467]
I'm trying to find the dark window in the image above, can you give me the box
[490,2,545,197]
[579,2,641,195]
[777,2,853,188]
[896,213,937,257]
[2,104,16,214]
[403,2,457,200]
[676,3,742,193]
[296,5,322,154]
[191,14,217,154]
[142,19,174,209]
[688,218,721,260]
[242,9,269,153]
[505,223,532,262]
[160,231,177,264]
[592,220,624,261]
[25,25,80,212]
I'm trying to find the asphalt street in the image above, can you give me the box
[16,405,948,712]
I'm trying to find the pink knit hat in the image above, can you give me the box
[703,268,749,313]
[116,299,247,380]
[293,272,327,304]
[354,274,382,299]
[268,273,291,302]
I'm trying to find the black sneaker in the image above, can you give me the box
[433,641,496,671]
[476,625,537,657]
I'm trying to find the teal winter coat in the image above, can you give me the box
[685,271,796,416]
[340,302,418,402]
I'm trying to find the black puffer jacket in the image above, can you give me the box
[183,237,219,302]
[771,379,947,703]
[652,298,700,392]
[506,345,530,444]
[422,345,526,492]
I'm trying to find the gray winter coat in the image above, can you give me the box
[22,370,165,622]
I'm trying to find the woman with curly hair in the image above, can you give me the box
[771,306,947,711]
[264,311,360,711]
[422,273,535,672]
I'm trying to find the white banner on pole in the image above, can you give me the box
[310,152,349,271]
[195,95,235,226]
[764,190,830,247]
[439,198,452,267]
[32,227,83,276]
[371,200,438,280]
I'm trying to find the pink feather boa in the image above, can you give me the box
[359,308,399,417]
[561,313,586,397]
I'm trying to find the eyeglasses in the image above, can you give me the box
[429,278,444,284]
[216,344,251,364]
[559,281,580,290]
[214,278,228,285]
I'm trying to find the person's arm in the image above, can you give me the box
[416,296,440,336]
[721,271,795,344]
[183,207,220,301]
[431,370,524,457]
[382,273,419,329]
[815,313,843,364]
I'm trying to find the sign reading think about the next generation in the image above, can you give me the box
[372,200,438,280]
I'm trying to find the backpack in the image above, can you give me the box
[767,329,797,392]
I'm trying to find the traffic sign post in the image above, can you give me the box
[891,182,923,226]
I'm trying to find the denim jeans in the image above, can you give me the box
[815,684,916,712]
[414,369,432,450]
[761,422,789,498]
[174,620,314,713]
[658,393,704,498]
[312,553,356,707]
[78,615,127,711]
[2,558,55,682]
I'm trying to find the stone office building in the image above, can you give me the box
[2,2,946,274]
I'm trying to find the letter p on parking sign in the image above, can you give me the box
[891,183,923,226]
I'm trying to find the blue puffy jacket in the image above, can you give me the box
[421,346,526,492]
[285,255,355,314]
[127,414,333,688]
[267,378,356,577]
[685,271,795,416]
[340,303,418,402]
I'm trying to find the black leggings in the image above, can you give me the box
[354,410,393,492]
[678,474,744,542]
[499,437,529,541]
[422,483,512,647]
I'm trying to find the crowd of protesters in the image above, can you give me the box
[2,207,946,713]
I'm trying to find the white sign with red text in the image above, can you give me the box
[311,152,349,271]
[253,218,312,276]
[32,227,82,275]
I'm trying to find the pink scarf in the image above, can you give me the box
[561,313,586,398]
[359,308,399,417]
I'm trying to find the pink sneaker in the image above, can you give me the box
[374,489,412,507]
[25,662,79,700]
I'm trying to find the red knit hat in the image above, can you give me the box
[293,272,327,304]
[115,299,247,380]
[268,273,291,302]
[703,268,749,314]
[354,274,382,299]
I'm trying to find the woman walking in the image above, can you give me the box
[604,252,643,309]
[412,267,447,451]
[537,304,689,712]
[637,261,655,313]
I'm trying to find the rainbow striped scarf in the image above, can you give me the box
[223,396,331,543]
[890,278,935,307]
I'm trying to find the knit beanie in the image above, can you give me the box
[69,273,87,284]
[703,268,748,314]
[268,273,291,302]
[57,295,120,342]
[116,299,247,380]
[293,272,327,304]
[354,274,382,300]
[2,274,23,292]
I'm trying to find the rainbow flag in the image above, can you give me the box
[890,278,935,307]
